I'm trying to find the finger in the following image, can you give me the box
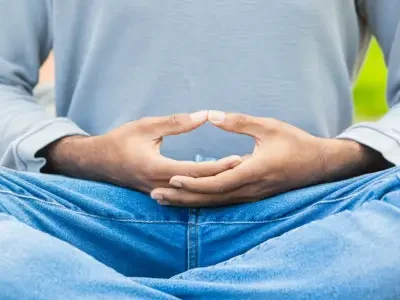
[140,180,179,193]
[124,181,171,194]
[241,154,252,161]
[139,111,208,138]
[208,111,278,138]
[148,155,242,179]
[150,183,264,207]
[169,161,257,193]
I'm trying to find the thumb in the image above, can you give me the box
[146,111,208,137]
[208,111,268,138]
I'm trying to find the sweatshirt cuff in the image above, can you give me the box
[337,125,400,166]
[6,118,88,172]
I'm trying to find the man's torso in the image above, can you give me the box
[51,0,366,160]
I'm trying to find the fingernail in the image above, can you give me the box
[190,110,208,122]
[157,200,171,206]
[170,179,183,188]
[151,193,164,201]
[208,110,225,123]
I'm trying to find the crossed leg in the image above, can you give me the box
[1,167,399,299]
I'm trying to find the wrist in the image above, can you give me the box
[319,138,392,182]
[38,135,95,176]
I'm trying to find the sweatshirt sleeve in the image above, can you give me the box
[0,0,87,172]
[337,0,400,166]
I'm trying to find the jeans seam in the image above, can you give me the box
[0,190,187,224]
[324,178,393,201]
[187,216,190,270]
[1,176,395,225]
[195,193,384,225]
[0,189,365,225]
[187,208,199,270]
[195,211,199,268]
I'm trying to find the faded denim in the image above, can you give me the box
[0,166,399,299]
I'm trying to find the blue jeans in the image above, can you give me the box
[0,166,399,299]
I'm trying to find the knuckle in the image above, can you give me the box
[234,113,247,128]
[169,114,183,127]
[188,171,201,178]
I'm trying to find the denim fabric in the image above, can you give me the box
[0,166,400,299]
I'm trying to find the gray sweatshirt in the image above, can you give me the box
[1,0,400,172]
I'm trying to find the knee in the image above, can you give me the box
[316,255,400,298]
[0,215,81,276]
[0,216,87,297]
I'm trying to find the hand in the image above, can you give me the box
[40,111,241,193]
[151,111,391,207]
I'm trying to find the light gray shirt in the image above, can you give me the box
[1,0,400,171]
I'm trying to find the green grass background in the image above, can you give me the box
[353,39,388,121]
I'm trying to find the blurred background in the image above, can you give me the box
[353,39,388,121]
[39,39,389,122]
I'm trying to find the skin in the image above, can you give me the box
[40,110,392,207]
[150,111,392,207]
[39,110,242,194]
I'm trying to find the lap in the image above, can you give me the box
[0,168,189,278]
[2,200,399,299]
[0,213,172,300]
[0,166,399,275]
[151,199,400,299]
[1,166,400,298]
[195,166,400,267]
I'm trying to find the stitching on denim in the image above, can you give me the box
[187,215,191,270]
[1,174,397,225]
[323,178,392,201]
[0,189,66,208]
[196,188,390,225]
[195,175,396,225]
[195,210,199,269]
[0,188,378,225]
[187,208,199,270]
[240,200,390,262]
[0,190,187,224]
[245,210,341,258]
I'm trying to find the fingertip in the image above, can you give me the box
[220,155,242,167]
[190,110,208,123]
[229,155,242,162]
[230,159,242,168]
[208,110,226,124]
[150,190,164,201]
[170,177,184,188]
[157,200,171,206]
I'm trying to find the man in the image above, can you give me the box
[0,0,399,298]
